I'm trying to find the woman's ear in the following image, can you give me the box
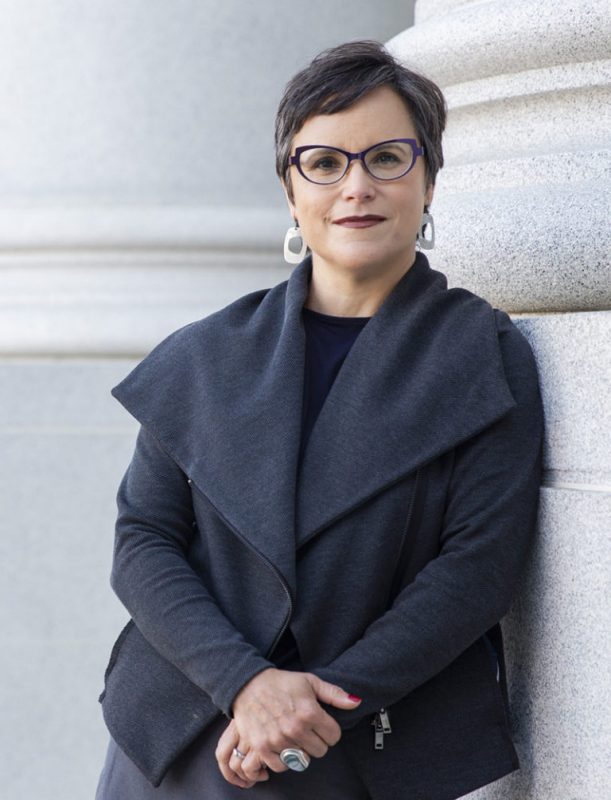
[281,180,297,220]
[424,183,435,208]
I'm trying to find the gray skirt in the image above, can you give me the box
[96,714,370,800]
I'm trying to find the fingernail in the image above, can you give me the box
[348,694,362,702]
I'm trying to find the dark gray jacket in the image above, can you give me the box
[99,253,543,800]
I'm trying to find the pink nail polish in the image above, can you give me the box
[348,694,362,702]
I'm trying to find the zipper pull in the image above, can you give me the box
[372,708,392,750]
[379,707,392,734]
[372,714,385,750]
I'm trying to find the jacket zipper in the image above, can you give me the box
[387,469,421,604]
[188,479,294,657]
[371,469,424,750]
[372,707,392,749]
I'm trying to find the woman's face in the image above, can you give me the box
[284,85,434,281]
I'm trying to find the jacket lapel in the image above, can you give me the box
[111,261,310,597]
[187,263,310,595]
[111,253,516,592]
[295,253,517,546]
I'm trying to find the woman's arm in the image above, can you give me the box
[110,425,274,716]
[112,425,359,786]
[314,321,544,727]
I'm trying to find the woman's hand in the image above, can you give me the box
[216,667,361,784]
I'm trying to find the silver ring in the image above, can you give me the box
[279,747,310,771]
[232,746,247,760]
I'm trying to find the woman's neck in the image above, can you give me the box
[304,255,417,317]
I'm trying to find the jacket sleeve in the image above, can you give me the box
[314,319,544,728]
[110,425,273,717]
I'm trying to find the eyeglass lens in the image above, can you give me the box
[298,141,416,184]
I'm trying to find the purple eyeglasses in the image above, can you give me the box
[289,138,425,185]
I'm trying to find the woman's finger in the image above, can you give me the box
[305,673,362,711]
[219,758,255,789]
[229,749,251,783]
[215,723,256,789]
[255,749,291,775]
[240,751,271,782]
[290,729,329,759]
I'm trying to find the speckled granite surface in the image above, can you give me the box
[392,2,611,797]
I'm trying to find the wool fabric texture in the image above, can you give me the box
[97,253,543,800]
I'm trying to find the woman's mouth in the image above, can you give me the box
[333,215,386,228]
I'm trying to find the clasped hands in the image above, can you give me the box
[215,667,361,789]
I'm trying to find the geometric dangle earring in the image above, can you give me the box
[416,206,435,251]
[283,220,308,264]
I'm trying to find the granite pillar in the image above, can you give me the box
[389,1,611,796]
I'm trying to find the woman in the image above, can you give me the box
[96,41,543,800]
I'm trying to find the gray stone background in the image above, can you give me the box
[1,1,609,798]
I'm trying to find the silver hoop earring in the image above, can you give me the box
[283,225,308,264]
[416,211,435,250]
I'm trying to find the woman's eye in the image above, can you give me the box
[313,156,342,170]
[372,151,401,164]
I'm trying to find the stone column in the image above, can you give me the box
[389,2,610,798]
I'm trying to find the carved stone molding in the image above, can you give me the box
[388,0,611,312]
[0,205,289,355]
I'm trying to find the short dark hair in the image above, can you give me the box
[275,40,447,201]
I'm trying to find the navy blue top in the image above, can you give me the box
[299,306,371,466]
[274,306,371,667]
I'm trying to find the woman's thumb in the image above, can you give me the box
[306,674,362,709]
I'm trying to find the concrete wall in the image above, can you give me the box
[0,360,137,798]
[0,2,413,798]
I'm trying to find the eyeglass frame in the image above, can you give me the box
[288,138,425,185]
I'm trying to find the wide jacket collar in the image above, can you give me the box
[111,253,516,596]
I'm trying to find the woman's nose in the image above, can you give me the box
[340,159,376,200]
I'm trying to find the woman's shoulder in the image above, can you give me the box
[458,300,541,418]
[441,282,536,363]
[159,283,282,350]
[491,305,531,349]
[435,282,541,404]
[129,280,287,366]
[492,310,542,417]
[110,279,289,416]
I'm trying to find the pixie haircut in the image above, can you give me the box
[275,40,447,201]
